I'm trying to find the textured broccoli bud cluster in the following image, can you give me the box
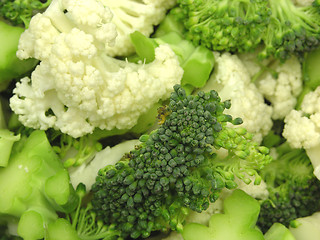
[91,85,272,239]
[260,0,320,61]
[0,0,51,27]
[257,146,320,233]
[172,0,271,53]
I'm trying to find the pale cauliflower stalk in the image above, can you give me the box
[200,52,273,143]
[10,0,183,138]
[283,86,320,180]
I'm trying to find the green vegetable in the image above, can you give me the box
[91,85,272,239]
[260,0,320,61]
[182,189,264,240]
[171,0,270,53]
[264,223,296,240]
[47,184,121,240]
[0,129,20,167]
[257,142,320,232]
[0,130,79,239]
[130,31,215,93]
[0,0,51,27]
[0,21,37,91]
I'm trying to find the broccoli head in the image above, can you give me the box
[91,85,272,239]
[0,0,51,27]
[260,0,320,61]
[170,0,271,53]
[257,142,320,232]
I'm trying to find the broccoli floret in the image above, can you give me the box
[0,0,51,27]
[91,85,272,239]
[260,0,320,61]
[46,183,121,240]
[0,130,79,239]
[257,142,320,232]
[170,0,271,53]
[182,189,265,240]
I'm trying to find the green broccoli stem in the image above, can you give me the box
[130,31,214,93]
[0,129,20,167]
[0,21,38,91]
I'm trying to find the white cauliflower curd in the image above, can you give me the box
[10,0,183,138]
[283,86,320,180]
[200,52,273,143]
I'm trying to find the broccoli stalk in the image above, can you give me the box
[182,189,265,240]
[257,142,320,232]
[47,184,121,240]
[0,21,38,91]
[0,130,79,239]
[129,30,215,94]
[91,85,272,239]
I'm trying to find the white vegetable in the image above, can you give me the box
[10,0,183,138]
[103,0,177,56]
[200,52,273,143]
[255,57,303,120]
[69,139,140,191]
[289,212,320,240]
[283,86,320,180]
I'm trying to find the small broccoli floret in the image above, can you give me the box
[182,189,265,240]
[257,142,320,233]
[171,0,271,53]
[260,0,320,61]
[91,85,272,239]
[0,0,51,27]
[47,183,121,240]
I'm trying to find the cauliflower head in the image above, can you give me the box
[200,52,273,143]
[10,0,183,138]
[103,0,177,56]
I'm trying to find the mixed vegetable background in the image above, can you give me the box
[1,0,320,239]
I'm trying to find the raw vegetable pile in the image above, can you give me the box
[1,0,320,240]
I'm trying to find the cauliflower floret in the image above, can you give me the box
[68,139,140,191]
[283,86,320,180]
[256,57,302,120]
[200,52,273,143]
[10,0,183,138]
[103,0,177,56]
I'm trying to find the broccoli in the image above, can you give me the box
[0,21,38,91]
[129,30,215,94]
[91,85,272,239]
[46,183,121,240]
[259,0,320,61]
[0,0,51,27]
[182,189,264,240]
[170,0,271,53]
[0,130,79,239]
[257,142,320,233]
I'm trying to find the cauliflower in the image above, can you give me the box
[10,0,183,138]
[255,57,302,120]
[240,52,303,120]
[69,139,139,191]
[283,86,320,180]
[103,0,177,56]
[200,52,273,143]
